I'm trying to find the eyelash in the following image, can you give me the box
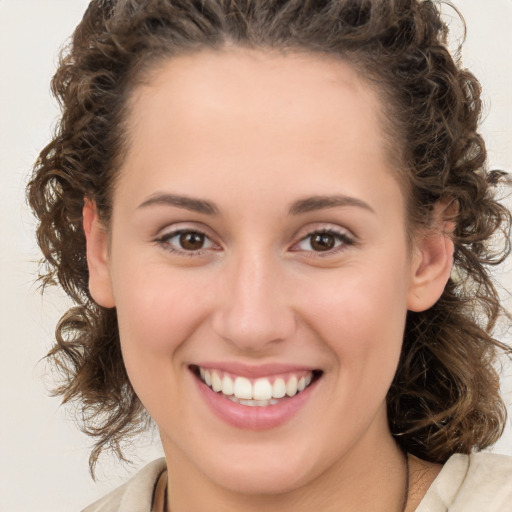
[155,227,355,257]
[155,229,218,256]
[291,228,355,257]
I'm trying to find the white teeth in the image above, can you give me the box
[234,376,253,399]
[253,378,273,400]
[272,378,286,399]
[221,374,234,396]
[229,396,279,406]
[211,372,222,392]
[242,399,262,407]
[286,376,298,397]
[198,367,316,404]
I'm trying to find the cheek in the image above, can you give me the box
[302,273,408,433]
[113,261,208,349]
[298,260,410,377]
[111,264,213,421]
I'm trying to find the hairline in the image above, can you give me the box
[106,44,416,246]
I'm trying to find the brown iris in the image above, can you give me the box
[310,233,336,251]
[179,232,205,250]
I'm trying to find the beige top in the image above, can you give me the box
[82,452,512,512]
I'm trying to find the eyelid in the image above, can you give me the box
[153,220,214,238]
[154,223,221,255]
[289,224,356,255]
[153,222,356,257]
[292,223,355,242]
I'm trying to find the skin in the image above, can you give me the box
[84,49,451,511]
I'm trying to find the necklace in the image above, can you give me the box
[400,452,410,512]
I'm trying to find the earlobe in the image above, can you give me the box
[407,205,456,312]
[83,199,115,308]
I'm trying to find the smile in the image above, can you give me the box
[191,364,322,429]
[196,366,315,406]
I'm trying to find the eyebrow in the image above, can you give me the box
[289,195,375,215]
[137,193,219,215]
[137,192,374,216]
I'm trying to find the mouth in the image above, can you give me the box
[190,364,322,407]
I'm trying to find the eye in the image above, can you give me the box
[291,229,354,254]
[156,229,217,254]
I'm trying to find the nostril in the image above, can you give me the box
[210,286,297,351]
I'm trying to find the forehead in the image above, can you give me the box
[118,48,405,219]
[126,48,387,156]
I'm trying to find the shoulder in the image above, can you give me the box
[417,452,512,512]
[81,458,167,512]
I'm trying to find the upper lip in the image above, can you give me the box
[191,362,319,378]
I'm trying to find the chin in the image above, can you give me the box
[215,466,308,496]
[198,445,321,496]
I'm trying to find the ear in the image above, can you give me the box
[83,199,115,308]
[407,202,456,312]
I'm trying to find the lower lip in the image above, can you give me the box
[193,373,317,431]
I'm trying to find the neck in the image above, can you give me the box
[162,428,409,512]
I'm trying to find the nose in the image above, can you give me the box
[211,251,296,353]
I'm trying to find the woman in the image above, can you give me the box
[27,0,512,510]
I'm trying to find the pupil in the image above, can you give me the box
[311,233,335,251]
[180,232,204,250]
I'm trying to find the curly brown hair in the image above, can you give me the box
[27,0,511,475]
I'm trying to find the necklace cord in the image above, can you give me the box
[400,452,410,512]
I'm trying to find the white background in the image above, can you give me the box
[0,1,510,510]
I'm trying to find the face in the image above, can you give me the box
[85,49,450,499]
